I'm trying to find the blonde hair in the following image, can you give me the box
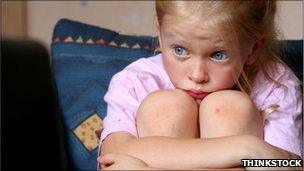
[156,1,294,94]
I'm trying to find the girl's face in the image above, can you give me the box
[157,18,255,100]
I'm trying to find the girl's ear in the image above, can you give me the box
[245,38,265,65]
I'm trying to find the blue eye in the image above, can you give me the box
[173,46,189,57]
[211,51,228,61]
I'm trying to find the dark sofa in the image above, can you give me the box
[1,18,302,171]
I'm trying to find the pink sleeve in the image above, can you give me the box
[97,56,168,164]
[97,71,140,170]
[100,71,139,143]
[262,70,302,157]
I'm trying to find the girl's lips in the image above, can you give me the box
[186,90,209,99]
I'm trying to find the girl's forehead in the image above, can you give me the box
[160,18,235,43]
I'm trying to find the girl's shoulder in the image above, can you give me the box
[251,62,302,111]
[108,54,174,100]
[252,61,299,89]
[114,53,170,83]
[125,53,165,73]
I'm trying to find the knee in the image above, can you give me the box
[137,89,198,119]
[200,90,258,117]
[199,90,263,138]
[136,89,199,137]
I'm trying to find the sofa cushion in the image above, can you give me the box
[278,40,303,83]
[51,18,158,171]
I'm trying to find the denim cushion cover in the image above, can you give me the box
[51,18,158,171]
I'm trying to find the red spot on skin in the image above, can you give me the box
[215,108,220,113]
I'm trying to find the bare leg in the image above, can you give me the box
[199,90,263,139]
[136,89,199,138]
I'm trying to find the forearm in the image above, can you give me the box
[141,166,245,170]
[109,135,253,169]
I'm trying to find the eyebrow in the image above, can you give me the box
[164,30,229,44]
[164,32,187,41]
[165,36,189,45]
[213,41,226,48]
[165,33,228,48]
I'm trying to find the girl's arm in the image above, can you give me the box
[100,132,256,169]
[100,132,300,170]
[98,153,245,170]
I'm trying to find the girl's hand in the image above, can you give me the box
[251,137,299,159]
[98,153,149,170]
[246,137,302,170]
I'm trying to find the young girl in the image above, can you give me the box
[98,1,302,170]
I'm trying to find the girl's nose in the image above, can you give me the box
[188,63,209,84]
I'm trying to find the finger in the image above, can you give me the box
[100,164,108,170]
[98,159,113,170]
[101,165,113,171]
[97,158,108,170]
[98,153,117,165]
[100,161,116,171]
[97,159,107,170]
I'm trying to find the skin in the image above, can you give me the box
[98,16,300,170]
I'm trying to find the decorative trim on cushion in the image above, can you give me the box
[131,43,141,49]
[52,18,158,51]
[86,38,94,44]
[108,41,117,47]
[64,36,74,43]
[53,35,154,50]
[53,37,60,43]
[120,42,129,48]
[96,38,106,45]
[76,36,83,43]
[73,113,103,152]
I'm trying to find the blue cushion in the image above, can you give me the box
[51,18,158,171]
[278,40,303,83]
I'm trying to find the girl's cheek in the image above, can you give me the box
[215,75,237,89]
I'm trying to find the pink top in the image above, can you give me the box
[100,53,302,157]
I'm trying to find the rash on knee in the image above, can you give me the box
[136,89,199,138]
[199,90,263,138]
